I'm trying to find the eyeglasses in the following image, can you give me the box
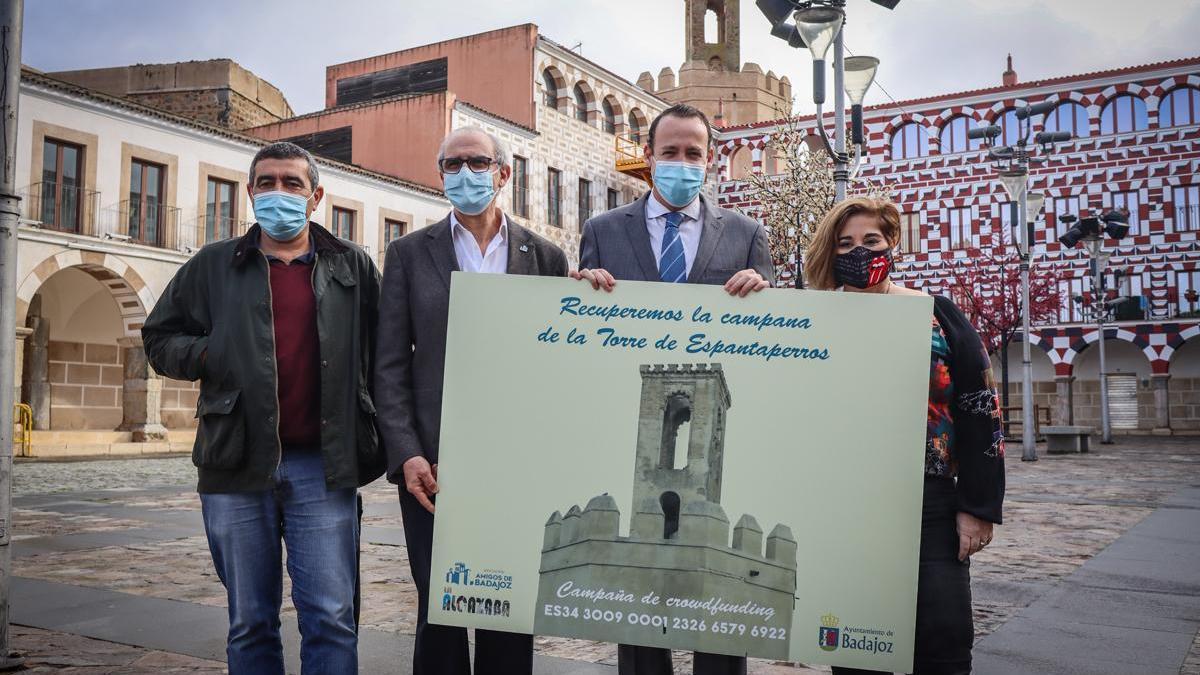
[439,156,498,174]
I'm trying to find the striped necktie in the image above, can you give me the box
[658,211,686,283]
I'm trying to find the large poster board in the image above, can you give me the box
[429,273,932,670]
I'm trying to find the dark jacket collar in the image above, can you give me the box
[233,222,348,267]
[424,210,537,290]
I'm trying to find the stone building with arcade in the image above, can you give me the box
[10,66,448,457]
[714,56,1200,433]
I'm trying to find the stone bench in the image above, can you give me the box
[1043,426,1094,454]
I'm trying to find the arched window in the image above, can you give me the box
[890,122,929,160]
[1100,94,1148,134]
[728,144,753,180]
[938,116,981,154]
[998,108,1030,146]
[541,69,558,110]
[573,83,591,123]
[1044,101,1090,138]
[602,97,617,134]
[1159,87,1200,128]
[628,108,647,144]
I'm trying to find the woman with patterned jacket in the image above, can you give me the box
[805,196,1006,675]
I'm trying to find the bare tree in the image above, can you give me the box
[737,115,891,287]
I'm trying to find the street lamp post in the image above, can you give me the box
[756,0,892,202]
[969,102,1070,461]
[1058,211,1131,444]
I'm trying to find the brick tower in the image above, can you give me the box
[685,0,740,72]
[641,1,793,126]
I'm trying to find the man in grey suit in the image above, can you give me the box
[571,103,772,675]
[374,127,568,675]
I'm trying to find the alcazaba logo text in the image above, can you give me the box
[442,562,515,617]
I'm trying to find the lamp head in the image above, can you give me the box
[1102,208,1130,239]
[1016,100,1056,120]
[843,56,880,105]
[1057,213,1090,248]
[1034,130,1072,145]
[755,0,796,25]
[794,6,844,61]
[1027,192,1046,222]
[968,124,1001,141]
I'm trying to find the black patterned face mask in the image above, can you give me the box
[834,246,893,289]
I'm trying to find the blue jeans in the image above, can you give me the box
[200,448,359,675]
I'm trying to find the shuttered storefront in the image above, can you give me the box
[1107,374,1139,429]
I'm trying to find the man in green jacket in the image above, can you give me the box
[142,141,383,674]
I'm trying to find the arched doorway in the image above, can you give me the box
[16,251,180,440]
[1168,335,1200,431]
[1073,338,1152,431]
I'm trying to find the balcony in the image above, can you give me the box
[94,199,183,250]
[183,214,250,252]
[21,181,100,235]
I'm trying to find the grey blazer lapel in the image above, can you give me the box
[506,218,536,275]
[687,196,726,283]
[623,193,660,281]
[425,215,459,291]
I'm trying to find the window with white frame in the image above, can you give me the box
[899,212,921,254]
[1053,195,1082,239]
[1111,190,1141,235]
[946,206,977,249]
[997,200,1016,248]
[1174,185,1199,232]
[1058,278,1087,323]
[1176,270,1200,317]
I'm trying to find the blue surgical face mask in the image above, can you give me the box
[443,168,497,216]
[653,160,706,208]
[253,191,310,242]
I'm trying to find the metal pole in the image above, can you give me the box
[1091,238,1113,443]
[0,0,24,669]
[1018,177,1036,460]
[831,28,847,203]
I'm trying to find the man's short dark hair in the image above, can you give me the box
[249,141,320,189]
[648,104,713,151]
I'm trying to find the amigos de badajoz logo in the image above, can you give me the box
[818,613,840,652]
[441,562,516,618]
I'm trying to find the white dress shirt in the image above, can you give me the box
[645,193,703,278]
[450,212,509,274]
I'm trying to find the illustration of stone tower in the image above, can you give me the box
[637,0,792,126]
[632,363,730,538]
[536,363,797,659]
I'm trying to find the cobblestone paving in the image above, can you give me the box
[13,455,193,496]
[11,625,225,673]
[12,508,145,540]
[9,436,1200,673]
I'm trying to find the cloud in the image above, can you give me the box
[22,0,1200,116]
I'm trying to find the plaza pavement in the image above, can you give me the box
[6,436,1200,674]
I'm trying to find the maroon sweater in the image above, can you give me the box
[268,255,321,447]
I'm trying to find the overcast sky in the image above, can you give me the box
[24,1,1200,116]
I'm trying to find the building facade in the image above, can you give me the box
[245,24,669,263]
[12,69,448,457]
[715,57,1200,433]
